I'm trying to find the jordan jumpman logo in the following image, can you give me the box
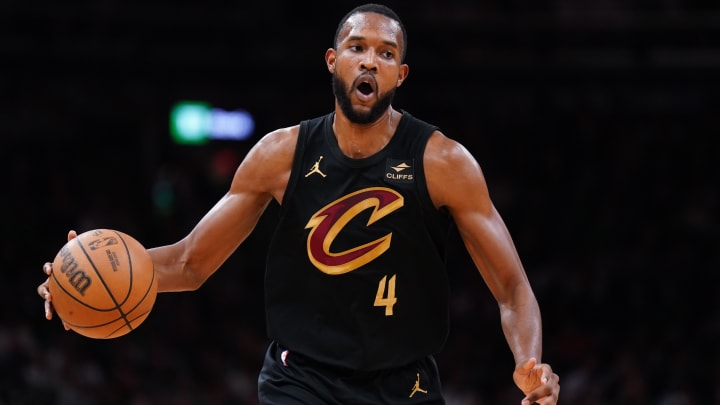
[305,156,327,178]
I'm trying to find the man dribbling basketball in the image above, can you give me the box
[38,4,560,404]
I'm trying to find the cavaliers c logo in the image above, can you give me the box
[305,187,403,275]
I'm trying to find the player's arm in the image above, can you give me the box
[149,126,298,292]
[37,126,297,318]
[37,127,297,319]
[424,131,559,403]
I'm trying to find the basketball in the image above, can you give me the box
[48,229,158,339]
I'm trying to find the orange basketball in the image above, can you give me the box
[48,229,157,339]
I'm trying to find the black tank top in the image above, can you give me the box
[265,110,453,371]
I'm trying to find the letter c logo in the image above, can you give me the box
[305,187,403,275]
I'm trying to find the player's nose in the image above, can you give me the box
[360,50,378,72]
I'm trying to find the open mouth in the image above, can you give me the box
[354,75,377,98]
[357,81,374,96]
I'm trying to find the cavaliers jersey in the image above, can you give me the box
[265,110,453,371]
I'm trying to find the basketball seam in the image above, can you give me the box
[78,231,134,332]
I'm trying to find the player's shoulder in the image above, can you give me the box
[251,124,301,157]
[263,124,301,145]
[400,110,475,167]
[423,129,489,209]
[424,129,475,168]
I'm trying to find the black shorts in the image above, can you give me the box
[258,341,445,405]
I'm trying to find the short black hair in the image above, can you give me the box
[333,3,407,62]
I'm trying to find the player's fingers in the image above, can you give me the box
[43,262,53,276]
[67,229,77,241]
[522,371,559,405]
[63,321,70,331]
[44,299,53,320]
[37,279,50,299]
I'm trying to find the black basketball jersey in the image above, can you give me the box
[265,110,453,371]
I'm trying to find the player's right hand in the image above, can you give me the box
[37,230,77,330]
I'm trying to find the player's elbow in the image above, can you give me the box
[181,265,210,291]
[156,263,208,292]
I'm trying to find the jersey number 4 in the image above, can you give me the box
[374,274,397,316]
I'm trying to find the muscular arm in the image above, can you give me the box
[150,126,298,292]
[424,131,542,366]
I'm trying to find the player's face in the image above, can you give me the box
[327,12,408,124]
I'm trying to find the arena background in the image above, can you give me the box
[2,0,718,403]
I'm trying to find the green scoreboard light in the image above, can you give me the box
[170,101,255,145]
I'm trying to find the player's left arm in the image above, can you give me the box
[424,131,559,404]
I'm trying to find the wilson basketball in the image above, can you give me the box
[48,229,158,339]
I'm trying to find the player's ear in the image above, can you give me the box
[396,63,409,87]
[325,48,337,74]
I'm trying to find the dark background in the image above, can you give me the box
[2,0,718,404]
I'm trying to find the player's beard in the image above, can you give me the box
[332,73,396,125]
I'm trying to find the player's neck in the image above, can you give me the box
[332,108,399,159]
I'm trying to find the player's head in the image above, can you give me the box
[334,4,407,62]
[328,4,409,124]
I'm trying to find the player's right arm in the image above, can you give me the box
[38,126,299,313]
[149,126,298,292]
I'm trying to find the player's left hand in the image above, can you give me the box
[513,357,560,405]
[37,230,77,331]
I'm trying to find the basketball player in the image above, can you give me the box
[38,4,559,404]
